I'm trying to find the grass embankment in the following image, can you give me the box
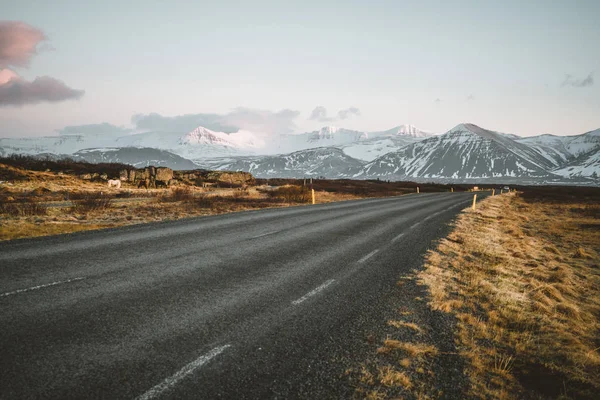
[419,191,600,399]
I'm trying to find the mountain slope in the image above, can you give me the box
[337,136,422,161]
[71,147,198,170]
[553,148,600,179]
[516,134,574,168]
[199,147,365,178]
[358,123,559,182]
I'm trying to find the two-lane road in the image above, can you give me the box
[0,192,483,399]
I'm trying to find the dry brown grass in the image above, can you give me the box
[387,320,422,333]
[2,164,438,241]
[379,366,413,389]
[419,192,600,399]
[377,340,439,358]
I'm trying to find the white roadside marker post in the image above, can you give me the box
[312,189,315,205]
[472,194,477,210]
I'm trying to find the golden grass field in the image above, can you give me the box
[419,192,600,399]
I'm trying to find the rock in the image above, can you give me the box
[156,167,173,182]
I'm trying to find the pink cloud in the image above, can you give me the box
[0,21,46,68]
[0,73,84,106]
[0,68,18,84]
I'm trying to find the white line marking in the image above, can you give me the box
[0,277,85,298]
[391,233,405,243]
[292,279,335,305]
[357,249,380,264]
[251,230,280,239]
[409,223,421,230]
[135,345,231,400]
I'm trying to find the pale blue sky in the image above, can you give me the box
[1,0,599,137]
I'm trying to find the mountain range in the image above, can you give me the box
[1,123,598,184]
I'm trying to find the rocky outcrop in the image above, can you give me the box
[79,166,254,188]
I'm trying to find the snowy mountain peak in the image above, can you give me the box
[370,125,432,139]
[319,126,340,135]
[179,126,235,146]
[448,123,484,134]
[394,124,431,137]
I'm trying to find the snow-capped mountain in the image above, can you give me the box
[516,134,574,168]
[1,122,598,183]
[270,126,368,154]
[357,123,560,182]
[71,147,198,170]
[199,147,365,179]
[337,136,425,162]
[0,134,116,156]
[369,124,432,139]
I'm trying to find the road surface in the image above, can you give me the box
[0,192,483,399]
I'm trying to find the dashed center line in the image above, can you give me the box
[135,345,231,400]
[251,230,280,239]
[0,277,85,298]
[409,222,421,230]
[391,233,405,243]
[357,249,380,264]
[292,279,335,305]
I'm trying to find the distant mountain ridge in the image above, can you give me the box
[1,122,598,184]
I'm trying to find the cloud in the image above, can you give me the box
[0,22,85,106]
[0,72,84,106]
[0,21,46,68]
[337,107,360,120]
[223,107,300,135]
[561,73,594,88]
[132,108,301,135]
[57,122,131,136]
[308,106,333,122]
[131,112,236,133]
[309,106,361,122]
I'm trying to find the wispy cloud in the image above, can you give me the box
[132,108,301,135]
[337,107,360,120]
[0,21,46,68]
[308,106,333,122]
[0,75,84,106]
[57,122,131,136]
[561,72,594,88]
[309,106,361,122]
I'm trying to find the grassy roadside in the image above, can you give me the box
[351,190,600,399]
[418,191,600,399]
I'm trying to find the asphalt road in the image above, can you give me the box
[0,192,483,399]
